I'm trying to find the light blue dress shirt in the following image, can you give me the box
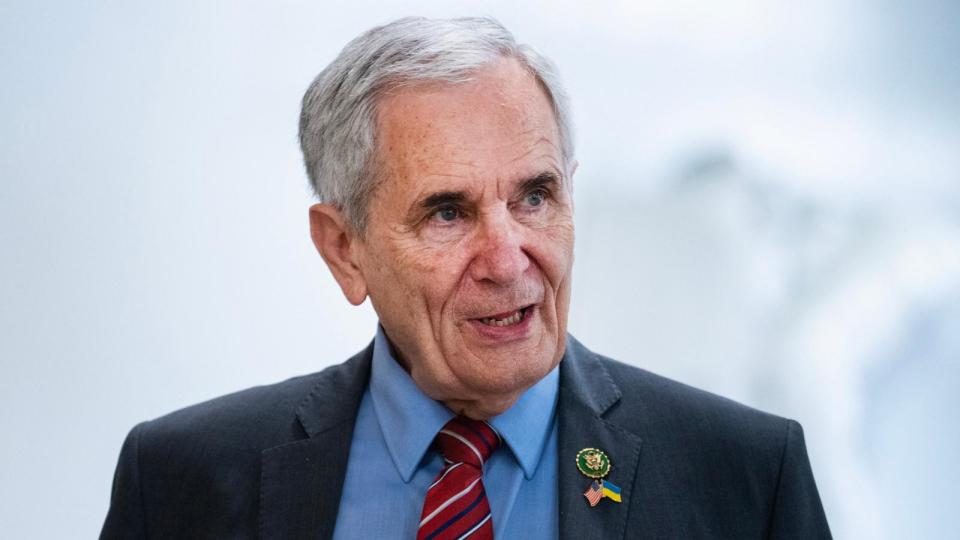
[333,327,559,539]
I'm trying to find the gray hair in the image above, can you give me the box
[298,16,575,233]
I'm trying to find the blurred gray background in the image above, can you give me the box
[2,1,958,538]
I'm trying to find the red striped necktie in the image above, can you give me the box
[417,416,502,540]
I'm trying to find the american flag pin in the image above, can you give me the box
[583,480,603,507]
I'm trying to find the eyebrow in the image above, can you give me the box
[517,171,561,195]
[419,190,468,211]
[405,190,469,225]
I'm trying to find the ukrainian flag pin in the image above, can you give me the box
[577,448,623,506]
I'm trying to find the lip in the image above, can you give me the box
[467,304,536,342]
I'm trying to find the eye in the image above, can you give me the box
[433,206,460,222]
[524,189,548,207]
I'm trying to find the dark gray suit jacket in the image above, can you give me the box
[101,336,831,539]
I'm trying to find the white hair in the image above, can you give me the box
[298,16,575,233]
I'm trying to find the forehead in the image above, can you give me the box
[373,58,562,194]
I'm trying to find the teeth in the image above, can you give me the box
[481,309,525,327]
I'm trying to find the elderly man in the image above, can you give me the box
[101,17,830,540]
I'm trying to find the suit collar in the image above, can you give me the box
[295,342,374,437]
[559,335,623,416]
[557,335,644,540]
[259,342,373,540]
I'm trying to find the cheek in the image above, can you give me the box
[529,220,575,282]
[381,233,471,309]
[387,223,464,272]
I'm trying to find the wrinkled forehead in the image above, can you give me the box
[371,59,564,193]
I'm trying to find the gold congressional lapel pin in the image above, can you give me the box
[577,448,623,506]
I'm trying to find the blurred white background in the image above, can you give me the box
[2,1,958,538]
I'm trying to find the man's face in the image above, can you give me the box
[352,59,574,417]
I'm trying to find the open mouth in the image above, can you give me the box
[477,305,534,327]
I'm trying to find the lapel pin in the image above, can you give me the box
[577,448,623,506]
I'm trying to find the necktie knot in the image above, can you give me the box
[435,416,501,468]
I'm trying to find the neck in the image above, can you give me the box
[442,392,522,420]
[381,330,523,420]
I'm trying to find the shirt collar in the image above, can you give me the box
[488,362,559,479]
[369,325,559,482]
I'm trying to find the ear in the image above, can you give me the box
[309,203,368,306]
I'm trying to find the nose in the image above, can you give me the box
[469,210,530,284]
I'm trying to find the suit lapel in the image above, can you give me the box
[258,337,645,539]
[558,337,644,540]
[259,344,373,540]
